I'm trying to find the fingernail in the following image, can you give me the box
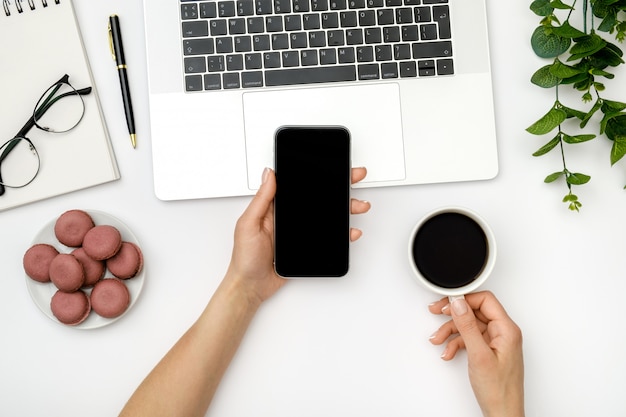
[440,347,449,360]
[262,167,271,184]
[441,304,450,313]
[429,331,438,340]
[452,297,468,315]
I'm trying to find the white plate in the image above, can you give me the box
[25,210,145,329]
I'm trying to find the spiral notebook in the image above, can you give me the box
[0,0,119,211]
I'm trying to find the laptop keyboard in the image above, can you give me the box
[180,0,453,91]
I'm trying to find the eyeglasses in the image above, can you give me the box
[0,74,92,196]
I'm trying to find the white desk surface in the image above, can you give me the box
[2,1,625,416]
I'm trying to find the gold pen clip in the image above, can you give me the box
[108,21,116,61]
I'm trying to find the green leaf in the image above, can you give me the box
[568,34,607,61]
[561,105,587,119]
[551,21,586,38]
[605,114,626,141]
[562,133,596,143]
[531,26,571,58]
[527,107,567,135]
[533,134,562,156]
[544,171,565,182]
[590,68,615,78]
[530,0,554,16]
[600,111,624,134]
[567,172,591,185]
[531,65,560,88]
[580,99,603,129]
[550,0,572,9]
[602,99,626,113]
[563,193,578,202]
[610,135,626,165]
[549,58,584,78]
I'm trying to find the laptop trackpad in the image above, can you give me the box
[243,83,406,190]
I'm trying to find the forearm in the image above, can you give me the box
[119,272,261,417]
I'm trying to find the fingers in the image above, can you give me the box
[351,198,371,215]
[351,167,367,184]
[241,168,276,225]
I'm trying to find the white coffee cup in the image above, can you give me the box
[408,206,496,297]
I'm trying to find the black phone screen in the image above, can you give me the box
[274,126,351,277]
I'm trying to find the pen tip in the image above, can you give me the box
[130,134,136,149]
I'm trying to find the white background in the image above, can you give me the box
[1,1,625,416]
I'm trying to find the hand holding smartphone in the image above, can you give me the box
[274,126,351,278]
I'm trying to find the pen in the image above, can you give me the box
[108,14,136,149]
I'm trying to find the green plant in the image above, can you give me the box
[527,0,626,211]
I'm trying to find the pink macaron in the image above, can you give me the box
[90,278,130,319]
[49,253,85,292]
[82,225,122,261]
[106,242,143,279]
[54,209,95,247]
[23,243,59,283]
[71,247,105,287]
[50,289,91,325]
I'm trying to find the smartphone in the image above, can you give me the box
[274,126,351,278]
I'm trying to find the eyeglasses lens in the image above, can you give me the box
[0,137,40,188]
[33,82,85,133]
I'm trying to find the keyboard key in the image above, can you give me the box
[227,54,245,70]
[235,35,253,51]
[399,61,417,77]
[367,0,384,7]
[247,17,265,32]
[290,32,308,48]
[346,28,364,44]
[181,4,198,19]
[358,10,376,26]
[301,49,319,66]
[293,0,310,12]
[381,62,398,78]
[365,27,382,44]
[330,0,348,9]
[402,25,419,41]
[223,73,241,88]
[183,39,215,55]
[320,48,338,64]
[433,5,451,39]
[264,51,282,67]
[423,0,448,3]
[412,40,452,58]
[396,7,412,24]
[281,51,300,66]
[265,65,357,86]
[349,0,366,9]
[253,34,271,50]
[208,55,225,71]
[284,15,302,30]
[418,59,435,76]
[322,12,340,28]
[338,47,356,63]
[182,21,209,37]
[185,75,203,91]
[303,14,321,29]
[420,23,438,40]
[200,2,217,18]
[237,0,255,15]
[327,30,345,45]
[210,19,228,36]
[414,6,431,22]
[357,46,374,62]
[274,0,292,12]
[216,37,234,53]
[256,0,273,14]
[358,63,379,80]
[340,11,358,27]
[394,43,411,59]
[204,74,222,89]
[218,1,236,17]
[272,33,290,49]
[266,15,284,31]
[242,71,264,87]
[383,26,400,42]
[312,0,329,11]
[309,30,327,47]
[377,9,394,25]
[375,44,392,60]
[184,57,207,73]
[245,53,263,69]
[229,18,247,34]
[436,58,454,75]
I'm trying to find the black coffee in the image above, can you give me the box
[412,212,488,289]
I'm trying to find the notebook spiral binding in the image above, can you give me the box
[3,0,60,16]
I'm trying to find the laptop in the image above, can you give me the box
[142,0,498,200]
